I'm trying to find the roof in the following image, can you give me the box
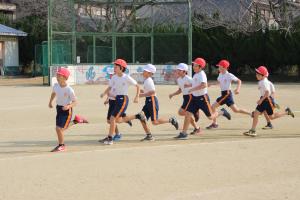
[0,24,27,37]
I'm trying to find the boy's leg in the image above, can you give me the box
[269,111,288,120]
[174,111,192,139]
[262,111,273,129]
[56,127,64,144]
[51,127,66,152]
[243,110,260,137]
[206,102,219,129]
[230,104,251,116]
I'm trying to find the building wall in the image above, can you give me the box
[4,40,18,66]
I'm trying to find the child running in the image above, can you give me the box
[102,67,132,142]
[206,59,251,129]
[169,63,201,134]
[99,59,140,145]
[48,67,88,152]
[243,66,295,137]
[120,64,179,141]
[174,57,231,140]
[262,79,280,129]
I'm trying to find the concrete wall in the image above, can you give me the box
[50,64,192,86]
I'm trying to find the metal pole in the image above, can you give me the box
[151,4,154,64]
[132,36,135,63]
[112,1,116,60]
[71,0,76,64]
[47,0,52,85]
[188,0,192,65]
[93,35,96,63]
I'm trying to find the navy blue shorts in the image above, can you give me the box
[256,96,274,115]
[107,99,126,120]
[56,105,73,128]
[186,94,212,117]
[142,96,159,121]
[216,90,234,107]
[181,94,193,111]
[111,95,129,119]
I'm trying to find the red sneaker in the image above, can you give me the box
[51,145,66,152]
[74,115,89,124]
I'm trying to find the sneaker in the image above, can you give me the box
[194,111,200,122]
[169,117,179,130]
[112,134,122,141]
[126,120,133,127]
[174,132,188,140]
[141,134,155,141]
[136,112,146,123]
[262,123,273,130]
[243,129,257,137]
[221,108,231,120]
[51,144,66,152]
[206,123,219,129]
[285,107,295,118]
[99,137,113,145]
[103,137,113,145]
[73,115,89,124]
[190,128,202,135]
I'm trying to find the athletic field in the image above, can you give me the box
[0,79,299,200]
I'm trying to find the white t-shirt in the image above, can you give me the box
[53,83,76,106]
[143,77,155,97]
[258,78,271,96]
[108,79,116,100]
[217,71,239,91]
[192,70,207,96]
[177,75,193,95]
[109,74,137,96]
[269,80,275,94]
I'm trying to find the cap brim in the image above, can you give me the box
[255,69,263,75]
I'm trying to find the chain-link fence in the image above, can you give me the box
[43,0,192,85]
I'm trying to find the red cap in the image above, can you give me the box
[192,57,206,68]
[217,59,230,69]
[255,66,269,77]
[56,67,70,79]
[114,59,127,68]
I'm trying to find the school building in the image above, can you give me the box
[0,24,27,75]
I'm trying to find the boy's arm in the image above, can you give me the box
[140,90,155,98]
[189,82,207,93]
[63,99,77,111]
[257,90,270,105]
[104,96,109,105]
[48,92,56,108]
[134,84,140,103]
[234,79,242,94]
[208,81,219,87]
[169,88,182,99]
[100,86,111,98]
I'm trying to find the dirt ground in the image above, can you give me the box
[0,79,299,200]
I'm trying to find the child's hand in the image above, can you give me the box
[100,93,105,98]
[62,105,70,110]
[48,102,53,108]
[169,94,173,99]
[234,89,240,95]
[257,100,262,105]
[104,99,109,105]
[184,83,192,88]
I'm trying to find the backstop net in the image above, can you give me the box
[47,0,192,85]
